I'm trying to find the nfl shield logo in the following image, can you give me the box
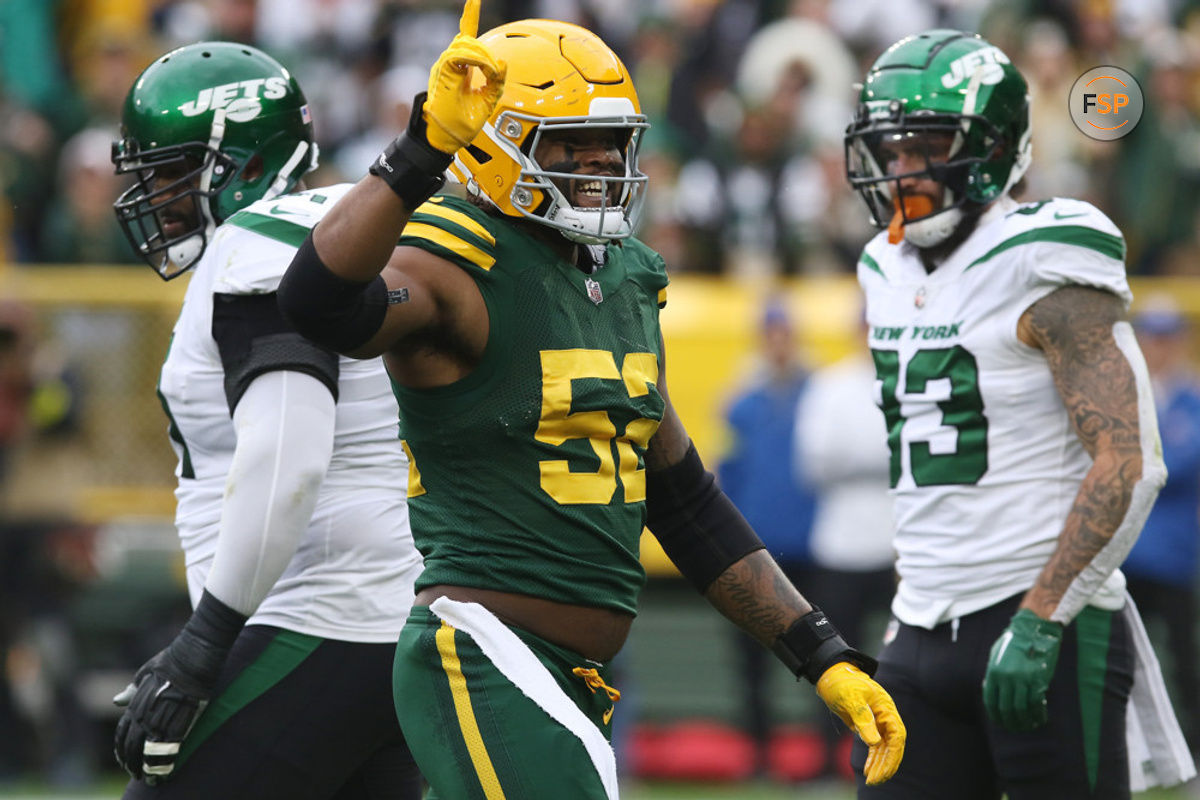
[585,278,604,305]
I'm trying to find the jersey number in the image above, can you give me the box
[872,345,988,487]
[536,349,660,505]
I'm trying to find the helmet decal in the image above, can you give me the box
[112,42,317,279]
[844,30,1031,248]
[938,46,1011,89]
[177,77,291,118]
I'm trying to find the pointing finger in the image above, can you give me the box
[459,0,481,38]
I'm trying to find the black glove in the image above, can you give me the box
[113,590,246,782]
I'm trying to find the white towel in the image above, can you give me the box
[429,597,621,800]
[1123,593,1197,789]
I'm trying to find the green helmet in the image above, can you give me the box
[112,42,317,279]
[844,29,1031,244]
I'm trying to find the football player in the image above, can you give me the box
[110,42,423,798]
[277,2,905,797]
[844,29,1194,798]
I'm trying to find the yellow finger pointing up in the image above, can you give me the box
[459,0,481,38]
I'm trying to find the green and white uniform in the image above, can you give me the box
[858,195,1134,629]
[144,184,424,797]
[161,183,422,638]
[391,193,668,800]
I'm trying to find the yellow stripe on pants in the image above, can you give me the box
[436,621,507,799]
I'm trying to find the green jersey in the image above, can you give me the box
[394,194,669,615]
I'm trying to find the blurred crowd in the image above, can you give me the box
[2,0,1200,276]
[3,0,1200,790]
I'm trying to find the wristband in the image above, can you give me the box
[773,607,879,684]
[368,91,454,209]
[170,590,248,686]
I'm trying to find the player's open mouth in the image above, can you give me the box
[162,218,188,238]
[573,179,617,208]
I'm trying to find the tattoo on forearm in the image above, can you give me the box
[704,550,808,645]
[1023,286,1143,614]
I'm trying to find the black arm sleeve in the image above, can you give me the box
[644,441,766,593]
[276,232,390,354]
[212,292,339,413]
[645,443,877,683]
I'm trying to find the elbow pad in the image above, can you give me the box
[277,232,389,354]
[645,442,765,592]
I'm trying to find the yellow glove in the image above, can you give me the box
[816,661,906,786]
[422,0,507,154]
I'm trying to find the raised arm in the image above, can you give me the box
[277,0,505,360]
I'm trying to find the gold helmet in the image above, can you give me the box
[447,19,649,244]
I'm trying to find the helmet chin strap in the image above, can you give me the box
[552,205,628,245]
[904,208,964,248]
[264,141,312,200]
[165,235,205,275]
[164,108,229,277]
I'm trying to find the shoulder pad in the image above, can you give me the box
[399,194,498,273]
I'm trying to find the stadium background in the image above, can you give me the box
[2,0,1200,796]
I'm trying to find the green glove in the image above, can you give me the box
[982,608,1064,732]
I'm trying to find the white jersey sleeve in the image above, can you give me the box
[209,183,356,295]
[1005,197,1130,321]
[160,183,421,642]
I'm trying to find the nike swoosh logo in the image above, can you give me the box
[1054,211,1087,220]
[270,205,307,217]
[603,706,614,725]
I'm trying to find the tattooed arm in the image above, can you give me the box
[1016,285,1166,623]
[645,344,905,785]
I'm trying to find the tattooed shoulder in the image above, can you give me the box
[1023,285,1138,454]
[1022,285,1124,356]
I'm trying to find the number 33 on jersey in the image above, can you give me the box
[860,196,1130,496]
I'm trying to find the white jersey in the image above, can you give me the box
[858,196,1132,629]
[159,183,421,642]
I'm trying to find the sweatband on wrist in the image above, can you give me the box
[645,442,765,593]
[166,590,248,688]
[277,232,389,353]
[368,91,453,209]
[773,607,879,684]
[185,590,248,652]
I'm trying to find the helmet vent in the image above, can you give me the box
[465,143,492,164]
[519,80,554,90]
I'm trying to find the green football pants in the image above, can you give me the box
[393,601,622,800]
